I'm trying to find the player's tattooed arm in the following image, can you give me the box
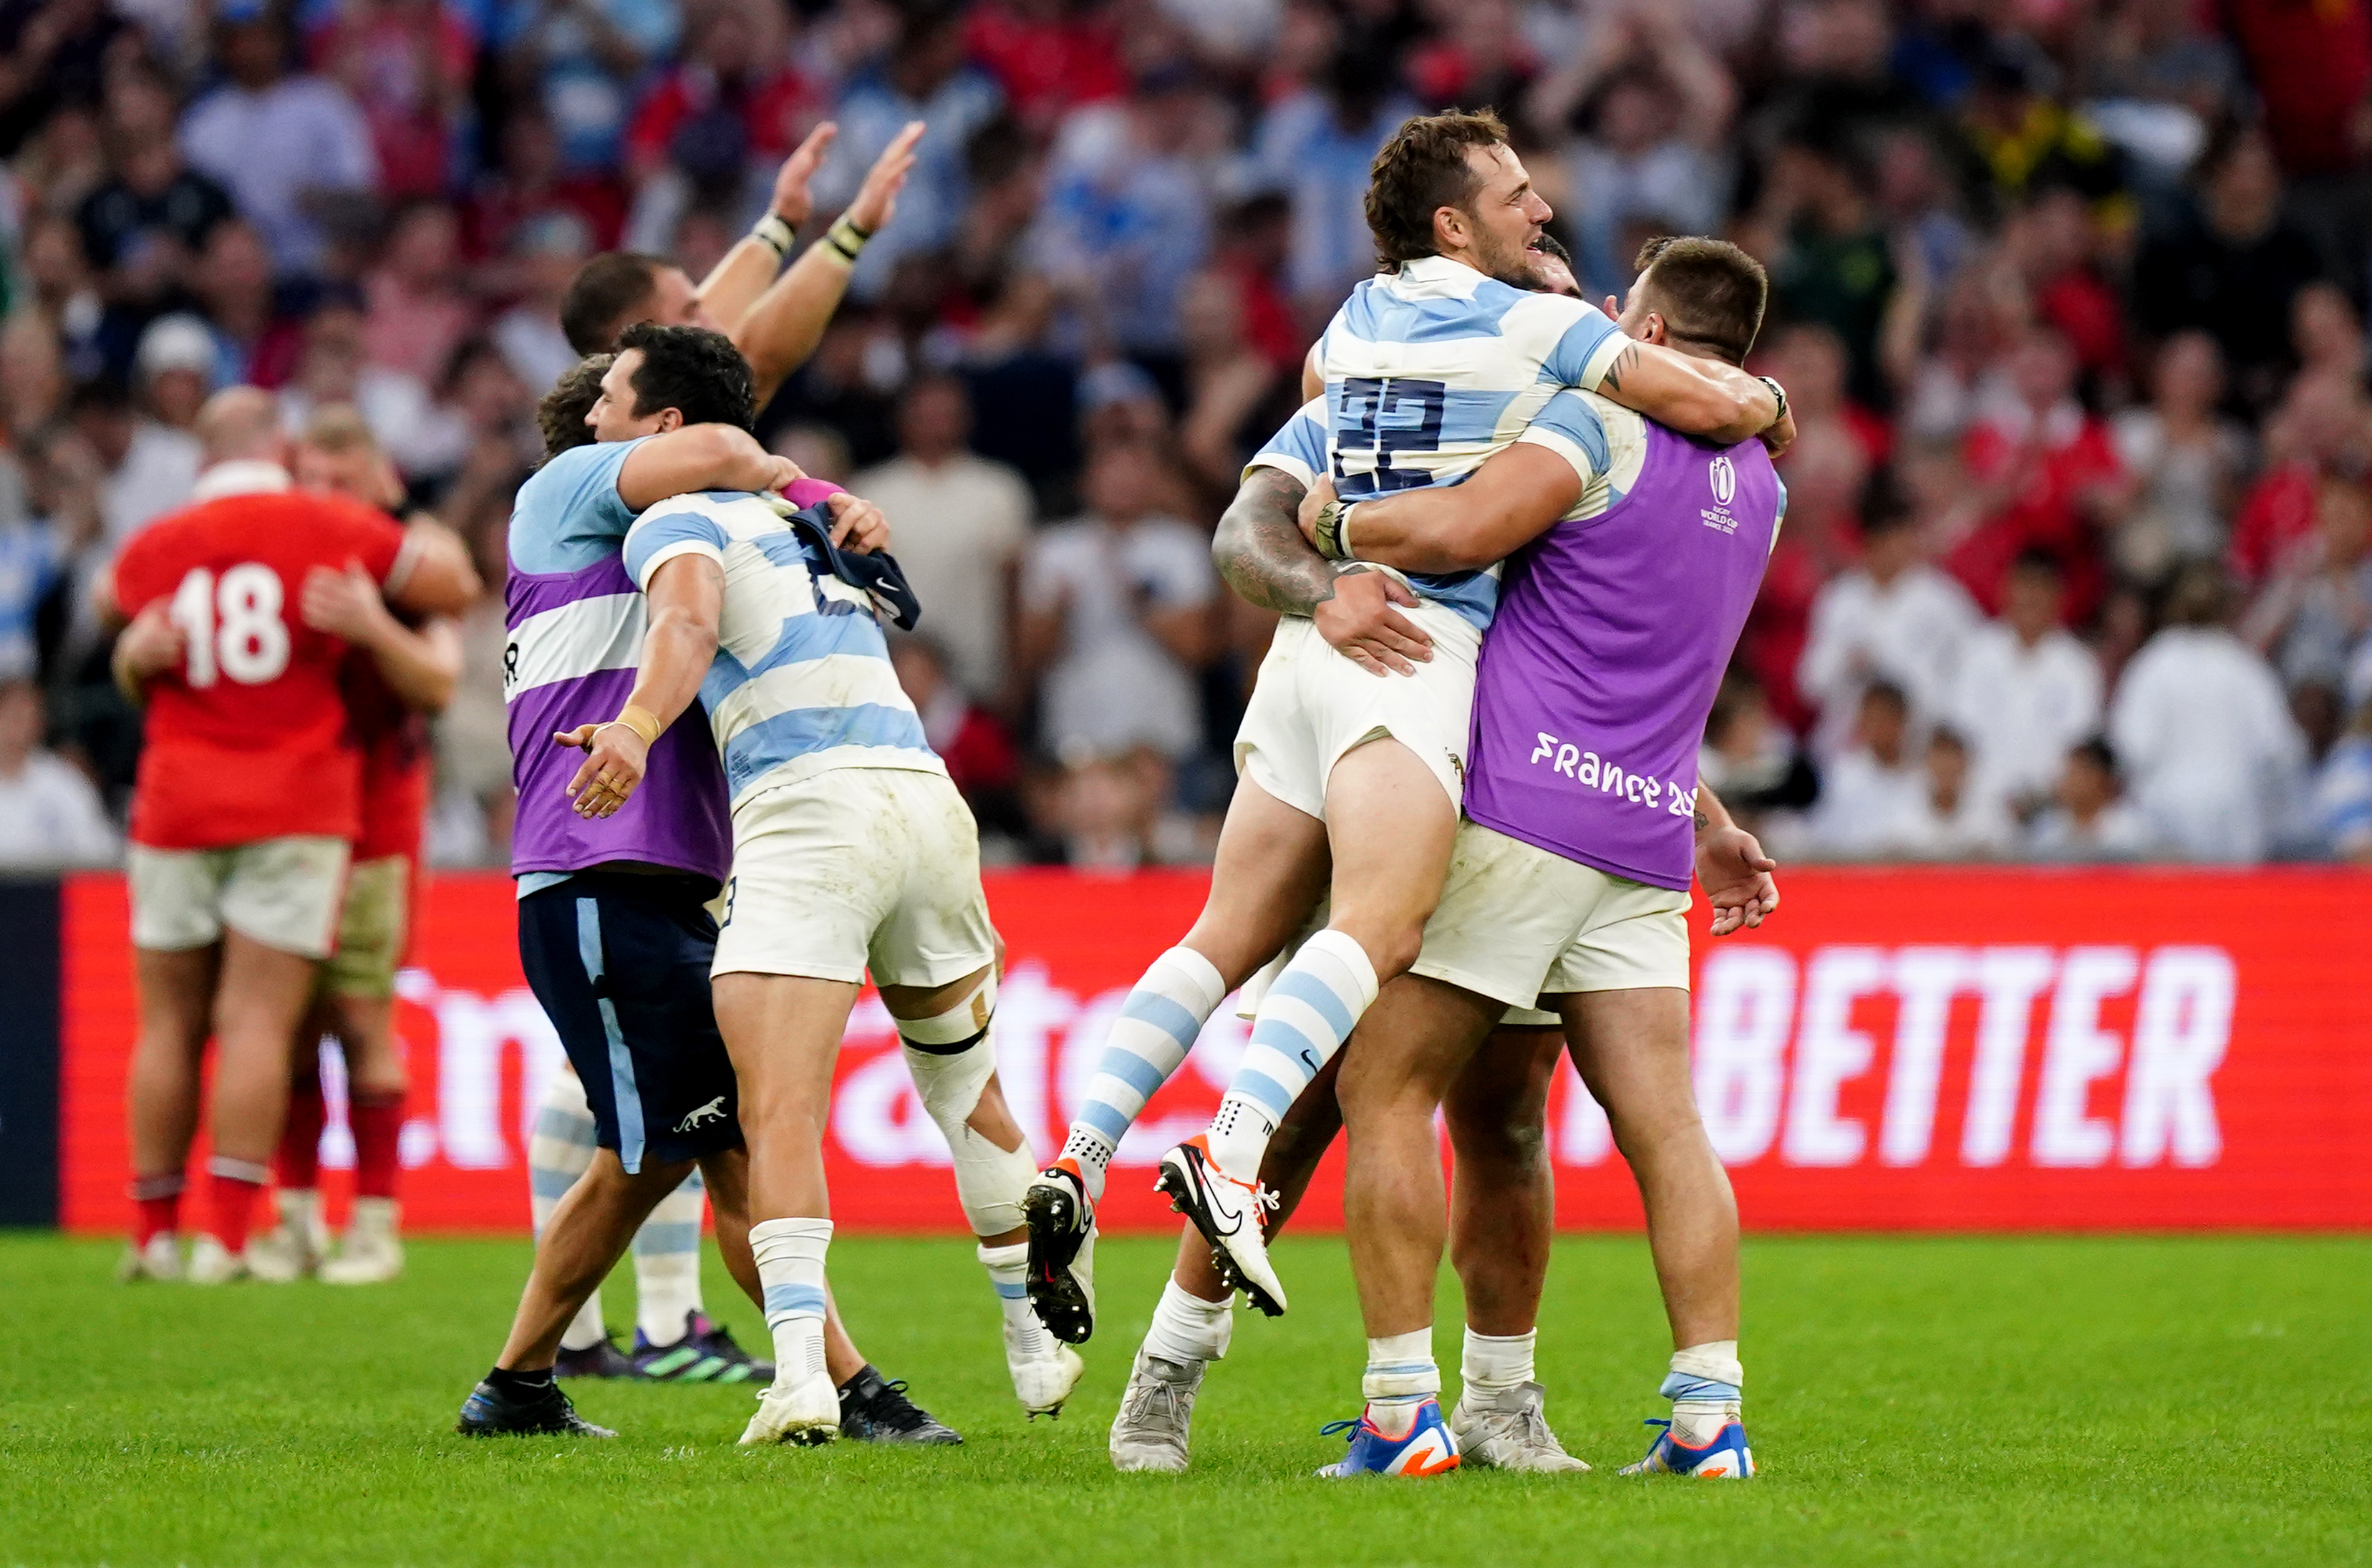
[1594,339,1780,447]
[1214,465,1433,677]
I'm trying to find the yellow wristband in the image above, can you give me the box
[608,704,662,746]
[823,213,870,263]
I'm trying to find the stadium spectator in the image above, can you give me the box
[963,0,1126,138]
[851,373,1034,705]
[2313,697,2372,862]
[69,379,197,551]
[1753,127,1897,408]
[0,449,64,684]
[2229,369,2372,589]
[77,65,233,317]
[1015,438,1216,765]
[1892,726,2015,861]
[1950,549,2104,821]
[1805,679,1925,858]
[2244,477,2372,693]
[2109,563,2310,863]
[2110,331,2247,586]
[1697,669,1819,844]
[313,0,478,203]
[1743,420,1866,732]
[0,679,115,867]
[2028,736,2158,862]
[178,5,378,277]
[132,317,216,434]
[888,632,1021,838]
[362,202,477,384]
[1797,494,1979,761]
[1245,39,1417,320]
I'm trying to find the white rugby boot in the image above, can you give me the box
[1007,1321,1086,1418]
[247,1189,331,1282]
[1451,1382,1590,1473]
[739,1370,843,1446]
[1154,1136,1286,1316]
[1020,1159,1098,1344]
[1109,1350,1203,1473]
[185,1234,252,1284]
[320,1198,405,1284]
[115,1233,183,1283]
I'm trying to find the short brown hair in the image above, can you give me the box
[560,253,669,356]
[1631,236,1768,364]
[538,354,611,460]
[301,402,379,456]
[1365,110,1509,267]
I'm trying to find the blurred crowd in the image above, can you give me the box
[2,0,2371,871]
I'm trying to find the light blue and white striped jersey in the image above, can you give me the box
[622,491,944,807]
[1247,254,1631,631]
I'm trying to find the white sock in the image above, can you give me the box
[979,1241,1050,1358]
[1206,930,1376,1180]
[1362,1326,1438,1438]
[1662,1339,1744,1447]
[750,1217,832,1384]
[1060,947,1227,1201]
[528,1070,607,1352]
[631,1168,707,1345]
[1461,1327,1536,1399]
[1141,1277,1234,1365]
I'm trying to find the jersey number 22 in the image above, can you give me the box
[168,564,291,687]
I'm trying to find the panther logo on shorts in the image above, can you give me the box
[674,1096,729,1133]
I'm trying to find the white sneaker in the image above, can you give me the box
[1109,1350,1202,1473]
[248,1190,330,1282]
[1451,1382,1590,1473]
[738,1370,843,1446]
[116,1233,182,1282]
[1155,1136,1286,1316]
[1007,1322,1086,1418]
[319,1197,405,1284]
[185,1234,251,1285]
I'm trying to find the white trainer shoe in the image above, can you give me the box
[1451,1382,1590,1473]
[115,1233,182,1282]
[185,1234,251,1284]
[247,1189,330,1282]
[1007,1322,1086,1418]
[738,1370,843,1446]
[1154,1136,1286,1316]
[320,1198,405,1284]
[1109,1350,1203,1473]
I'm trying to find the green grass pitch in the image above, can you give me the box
[3,1231,2366,1566]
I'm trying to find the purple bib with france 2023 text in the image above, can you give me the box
[1461,419,1780,891]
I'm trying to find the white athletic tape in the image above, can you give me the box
[894,969,997,1049]
[900,1017,1031,1236]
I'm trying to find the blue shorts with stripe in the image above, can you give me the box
[517,872,742,1172]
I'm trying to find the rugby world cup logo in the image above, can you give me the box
[1710,453,1737,506]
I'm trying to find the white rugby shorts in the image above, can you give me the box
[127,836,352,959]
[1234,599,1481,820]
[711,765,998,988]
[1411,819,1693,1013]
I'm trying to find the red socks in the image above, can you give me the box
[130,1173,184,1247]
[351,1091,405,1201]
[279,1075,326,1191]
[205,1158,269,1252]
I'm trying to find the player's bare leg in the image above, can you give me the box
[121,945,218,1280]
[1030,777,1329,1342]
[1443,1027,1587,1471]
[1332,973,1499,1450]
[1557,986,1750,1476]
[185,933,320,1282]
[1168,737,1456,1316]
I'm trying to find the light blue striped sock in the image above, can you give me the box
[1205,930,1377,1180]
[979,1241,1047,1355]
[1058,946,1227,1201]
[750,1216,831,1383]
[631,1168,706,1345]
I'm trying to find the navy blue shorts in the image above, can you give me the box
[518,873,742,1172]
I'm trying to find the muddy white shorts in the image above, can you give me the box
[1234,600,1481,820]
[711,765,998,988]
[127,836,352,959]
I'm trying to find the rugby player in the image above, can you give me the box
[456,345,958,1443]
[1300,236,1783,1478]
[251,407,465,1285]
[569,325,1080,1443]
[518,116,919,1380]
[107,389,478,1283]
[1022,111,1788,1330]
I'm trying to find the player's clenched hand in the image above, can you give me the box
[1696,825,1779,936]
[1314,566,1433,677]
[300,561,394,645]
[762,454,805,495]
[825,490,889,553]
[1756,405,1797,460]
[1297,472,1337,548]
[554,722,650,819]
[116,603,184,679]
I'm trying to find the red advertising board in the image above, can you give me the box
[58,867,2372,1234]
